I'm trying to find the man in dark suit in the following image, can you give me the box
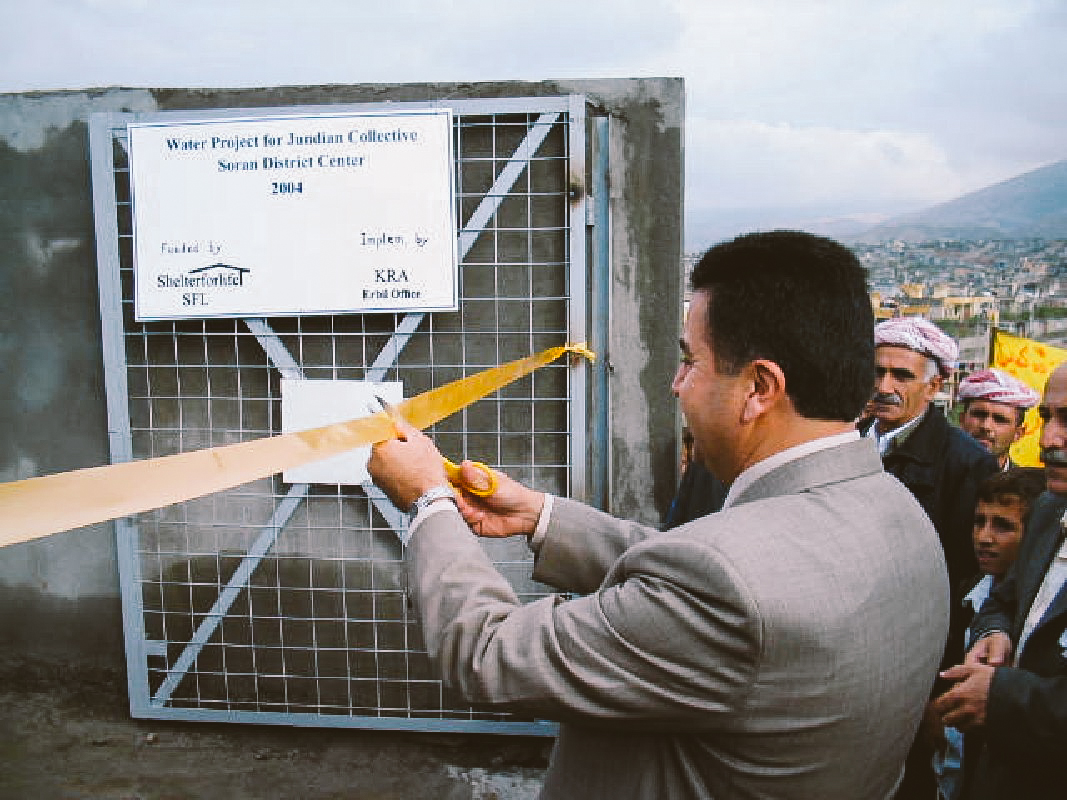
[935,361,1067,799]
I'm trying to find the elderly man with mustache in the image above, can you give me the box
[859,317,999,799]
[861,318,999,603]
[934,362,1067,799]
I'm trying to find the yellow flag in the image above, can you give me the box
[990,329,1067,467]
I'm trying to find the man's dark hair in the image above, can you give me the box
[962,397,1027,427]
[975,467,1046,526]
[690,230,875,421]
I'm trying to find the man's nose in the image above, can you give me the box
[1040,415,1065,449]
[974,521,993,544]
[875,372,893,393]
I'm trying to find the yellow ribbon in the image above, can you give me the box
[0,343,594,548]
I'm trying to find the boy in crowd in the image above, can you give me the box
[964,469,1046,637]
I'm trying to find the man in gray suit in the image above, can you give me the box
[369,231,950,799]
[935,361,1067,799]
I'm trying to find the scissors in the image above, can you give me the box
[373,395,499,497]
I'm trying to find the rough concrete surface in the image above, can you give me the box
[0,659,550,800]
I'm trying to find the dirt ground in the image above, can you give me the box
[0,658,550,800]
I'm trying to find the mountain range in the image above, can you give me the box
[850,159,1067,243]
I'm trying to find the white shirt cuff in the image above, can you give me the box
[528,494,555,553]
[402,492,553,549]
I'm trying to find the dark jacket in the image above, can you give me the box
[862,406,999,599]
[967,492,1067,800]
[664,461,727,529]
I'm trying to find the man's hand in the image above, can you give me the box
[367,419,546,538]
[965,631,1013,666]
[367,420,450,512]
[919,701,948,756]
[933,663,996,731]
[452,462,546,539]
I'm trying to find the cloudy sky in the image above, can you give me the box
[3,0,1065,248]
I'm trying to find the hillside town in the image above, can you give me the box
[686,237,1067,376]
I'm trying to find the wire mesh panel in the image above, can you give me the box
[89,97,591,734]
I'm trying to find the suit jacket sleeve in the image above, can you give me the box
[983,665,1067,763]
[405,501,760,727]
[969,571,1017,643]
[532,497,659,594]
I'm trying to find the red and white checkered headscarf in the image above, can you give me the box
[957,368,1040,409]
[874,318,959,378]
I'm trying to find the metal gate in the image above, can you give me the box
[88,95,602,734]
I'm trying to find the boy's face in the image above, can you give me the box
[972,496,1027,580]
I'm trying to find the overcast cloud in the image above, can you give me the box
[2,0,1065,248]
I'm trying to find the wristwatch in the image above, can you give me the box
[408,486,457,517]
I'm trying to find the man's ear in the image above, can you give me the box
[741,360,786,423]
[924,374,944,402]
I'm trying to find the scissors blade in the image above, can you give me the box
[374,394,403,423]
[373,394,496,496]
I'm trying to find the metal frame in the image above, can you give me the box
[89,96,599,734]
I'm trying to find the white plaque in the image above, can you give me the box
[281,380,403,486]
[127,110,457,320]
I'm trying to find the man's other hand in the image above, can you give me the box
[453,462,545,540]
[933,663,996,731]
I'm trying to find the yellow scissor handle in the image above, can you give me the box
[442,458,498,497]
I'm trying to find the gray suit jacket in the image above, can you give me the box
[406,438,950,799]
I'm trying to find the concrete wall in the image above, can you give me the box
[0,79,683,669]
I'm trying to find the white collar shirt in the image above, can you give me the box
[864,411,925,457]
[722,430,861,510]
